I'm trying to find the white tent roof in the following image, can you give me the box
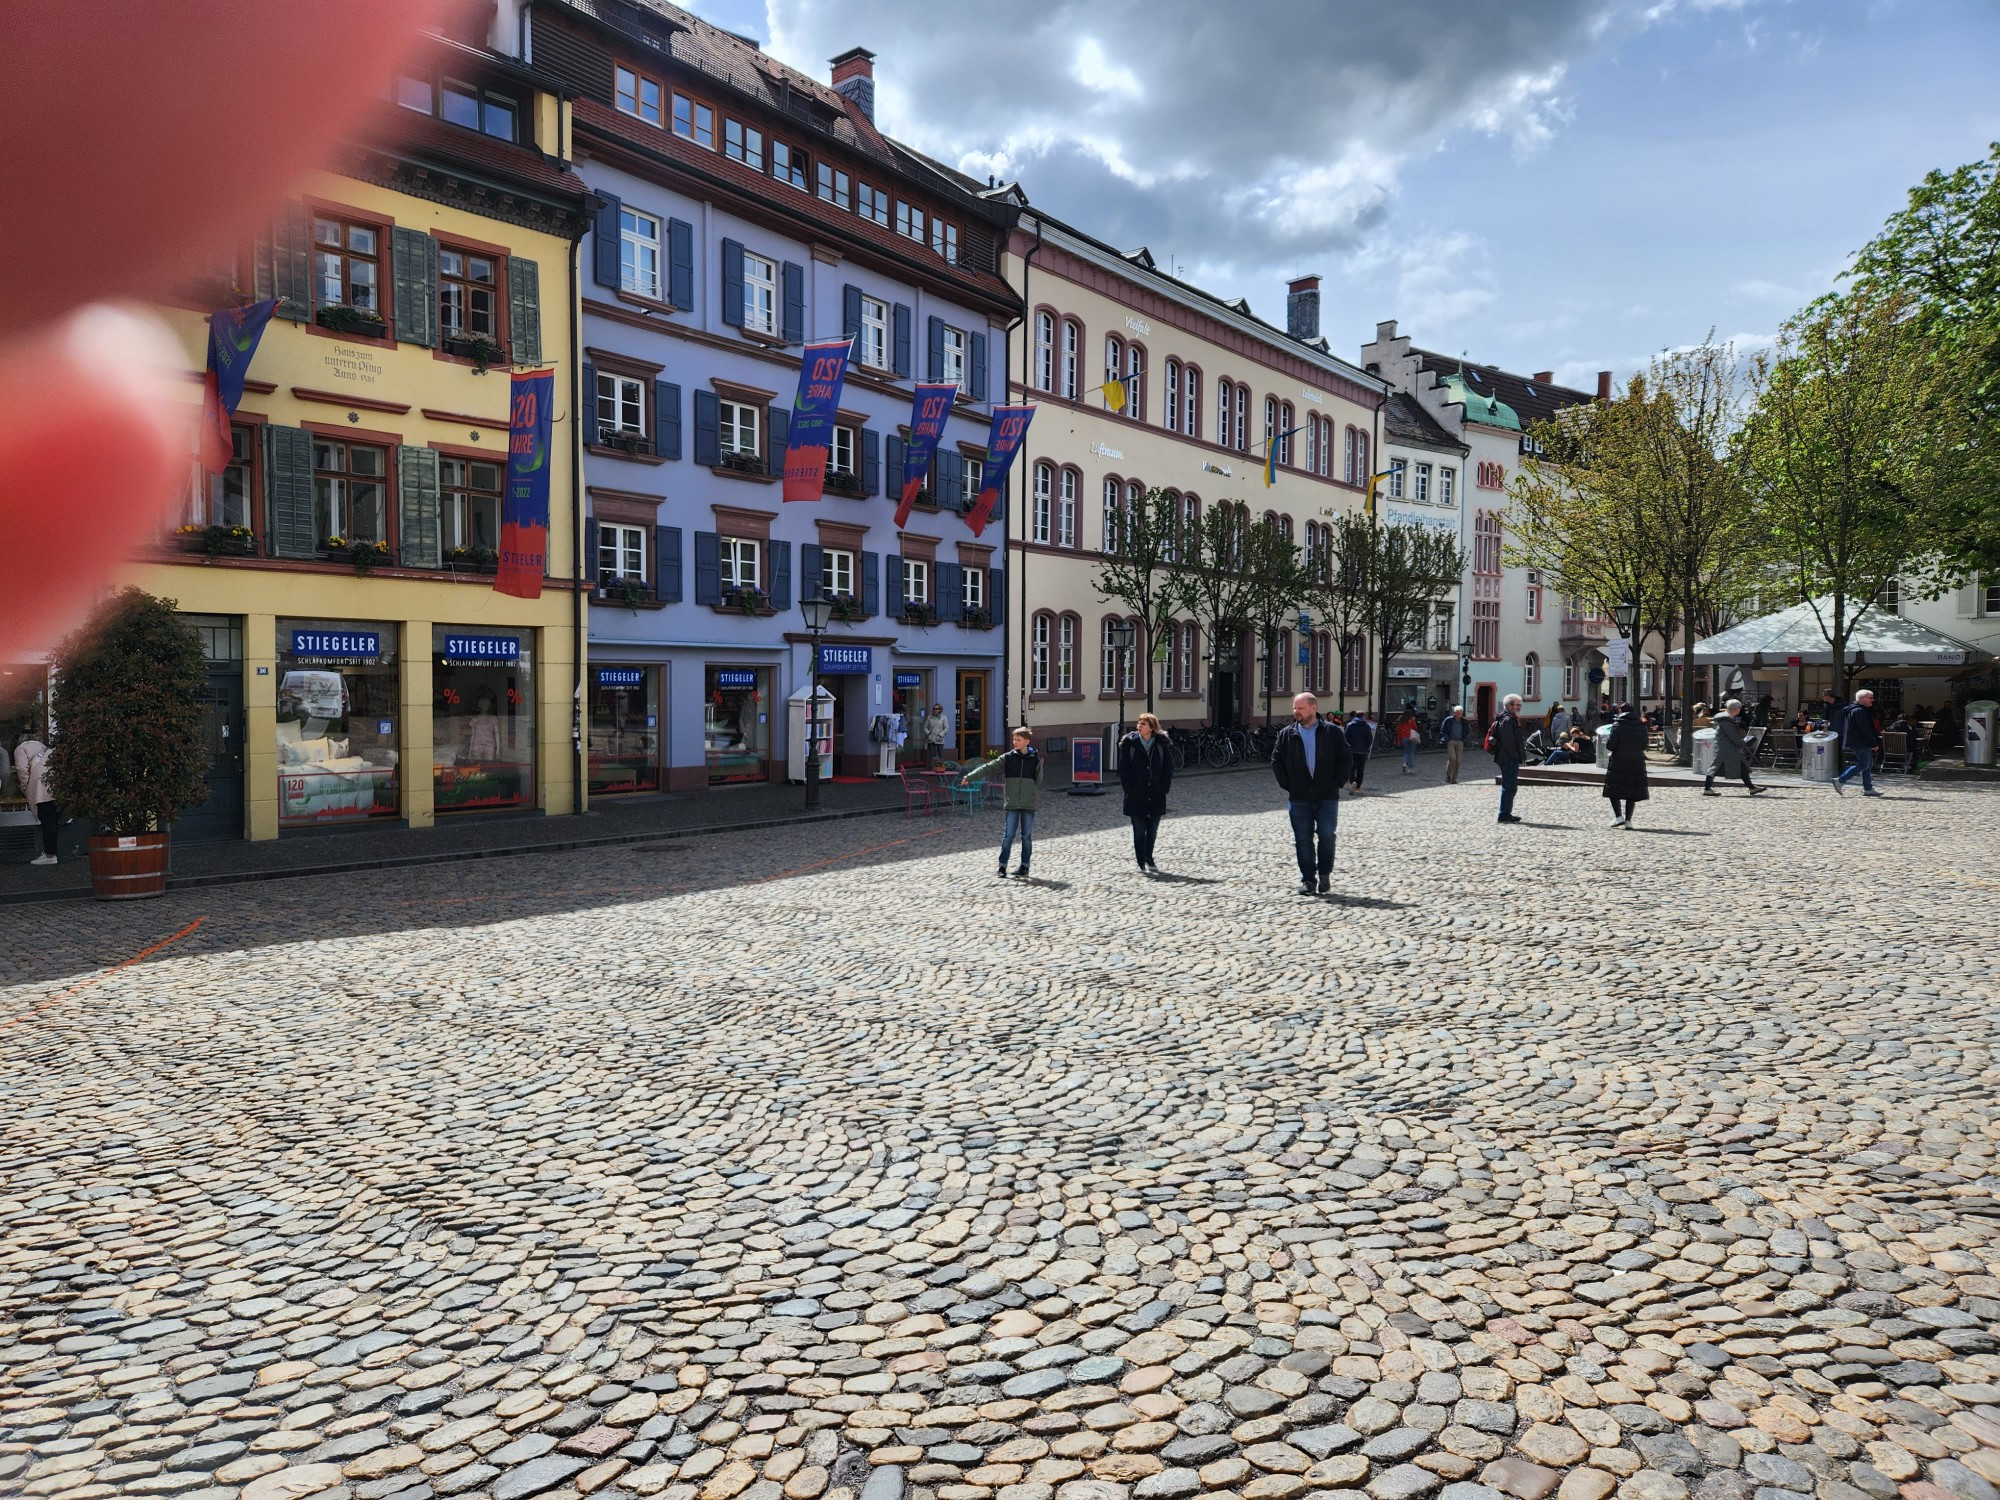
[1670,598,1990,668]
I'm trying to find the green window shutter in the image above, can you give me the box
[263,424,316,557]
[273,203,312,322]
[397,446,442,569]
[392,228,438,348]
[508,256,542,364]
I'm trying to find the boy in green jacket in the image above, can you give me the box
[961,726,1044,878]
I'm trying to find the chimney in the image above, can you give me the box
[1286,275,1321,341]
[1532,371,1553,384]
[1596,370,1612,400]
[830,47,876,121]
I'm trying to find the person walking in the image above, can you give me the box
[1603,701,1649,828]
[1703,698,1766,796]
[12,729,58,866]
[1395,709,1421,774]
[923,704,949,767]
[1489,692,1526,823]
[1116,712,1174,874]
[1272,691,1351,896]
[1438,704,1470,783]
[1343,709,1373,794]
[1834,688,1884,796]
[962,726,1044,877]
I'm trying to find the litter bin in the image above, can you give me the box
[1967,700,1997,767]
[1692,727,1718,778]
[1594,724,1613,765]
[1802,729,1841,782]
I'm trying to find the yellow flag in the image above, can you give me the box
[1098,379,1127,413]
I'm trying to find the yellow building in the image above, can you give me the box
[1001,210,1391,745]
[124,42,592,843]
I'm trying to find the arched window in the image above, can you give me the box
[1032,612,1052,693]
[1233,384,1248,452]
[1034,311,1054,392]
[1184,364,1201,439]
[1102,476,1123,554]
[1127,479,1144,552]
[1341,638,1368,696]
[1343,426,1358,484]
[1160,487,1182,562]
[1126,343,1146,421]
[1319,416,1333,476]
[1164,358,1181,432]
[1058,468,1078,548]
[1060,319,1081,400]
[1217,377,1234,449]
[1104,333,1125,394]
[1278,513,1294,543]
[1356,430,1370,485]
[1523,652,1540,702]
[1304,416,1318,474]
[1179,622,1198,693]
[1100,615,1138,694]
[1280,402,1296,465]
[1264,395,1278,462]
[1032,462,1054,544]
[1182,491,1200,551]
[1101,616,1122,694]
[1279,629,1293,693]
[1056,613,1077,693]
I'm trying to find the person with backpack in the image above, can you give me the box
[1834,688,1884,796]
[961,726,1044,877]
[1395,709,1421,774]
[1116,712,1174,874]
[1487,693,1526,823]
[1438,704,1471,784]
[1343,710,1374,794]
[1272,691,1351,896]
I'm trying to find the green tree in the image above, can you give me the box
[1092,485,1186,714]
[1315,512,1464,718]
[1240,520,1309,726]
[1168,501,1261,725]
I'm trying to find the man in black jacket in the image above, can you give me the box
[1272,691,1352,896]
[1490,692,1526,823]
[1342,710,1375,793]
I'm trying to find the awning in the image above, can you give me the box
[1670,598,1990,670]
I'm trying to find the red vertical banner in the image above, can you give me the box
[964,405,1034,538]
[895,382,959,528]
[496,368,554,599]
[782,338,854,502]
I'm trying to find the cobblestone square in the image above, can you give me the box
[3,773,1998,1500]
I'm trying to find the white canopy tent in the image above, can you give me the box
[1671,599,1990,672]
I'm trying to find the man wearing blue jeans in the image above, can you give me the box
[1490,693,1526,823]
[1835,688,1883,796]
[1272,692,1352,896]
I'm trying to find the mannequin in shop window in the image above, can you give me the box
[465,690,502,762]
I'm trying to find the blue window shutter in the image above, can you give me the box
[721,239,745,327]
[582,362,597,443]
[657,525,683,602]
[668,218,694,309]
[940,450,964,511]
[989,568,1004,625]
[860,428,880,495]
[842,284,862,345]
[938,562,964,623]
[782,261,805,344]
[656,380,681,460]
[892,302,912,377]
[771,540,793,610]
[800,543,823,601]
[593,193,621,289]
[861,551,880,618]
[694,389,720,466]
[584,518,599,583]
[887,553,904,617]
[886,434,905,500]
[927,316,945,382]
[970,332,988,402]
[768,406,788,473]
[694,531,721,605]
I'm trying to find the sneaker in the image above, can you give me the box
[29,854,57,866]
[997,864,1009,879]
[1748,785,1767,796]
[1014,866,1031,879]
[1317,876,1331,895]
[1863,790,1884,797]
[1298,879,1317,896]
[1702,788,1720,797]
[1610,816,1626,827]
[1497,814,1523,824]
[1832,778,1845,796]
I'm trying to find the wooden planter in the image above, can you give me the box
[87,832,170,900]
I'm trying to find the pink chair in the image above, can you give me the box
[898,767,937,817]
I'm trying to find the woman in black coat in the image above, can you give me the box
[1116,712,1174,874]
[1602,702,1649,828]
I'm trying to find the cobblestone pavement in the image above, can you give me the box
[4,771,1998,1500]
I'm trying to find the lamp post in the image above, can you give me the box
[1458,635,1474,698]
[1611,599,1639,713]
[1108,618,1136,741]
[801,595,833,809]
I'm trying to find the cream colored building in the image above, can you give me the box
[1000,211,1389,750]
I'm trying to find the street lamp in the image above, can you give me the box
[801,595,833,809]
[1610,599,1639,712]
[1108,618,1136,740]
[1458,635,1475,694]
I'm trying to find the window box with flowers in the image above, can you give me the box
[900,602,939,628]
[961,604,995,631]
[826,593,863,624]
[824,470,868,499]
[443,333,507,373]
[446,544,498,573]
[718,450,767,478]
[175,523,255,557]
[598,574,651,611]
[317,304,387,338]
[323,537,391,572]
[722,586,771,616]
[596,428,654,457]
[906,487,936,511]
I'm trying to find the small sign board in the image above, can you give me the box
[1071,736,1104,786]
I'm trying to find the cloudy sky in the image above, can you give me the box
[677,0,2000,388]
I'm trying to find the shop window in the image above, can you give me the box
[440,456,501,555]
[596,373,648,445]
[821,547,855,598]
[275,621,401,827]
[438,247,498,341]
[598,521,647,583]
[720,536,759,592]
[433,627,537,814]
[313,439,388,548]
[312,217,379,315]
[616,66,663,126]
[706,666,771,784]
[672,91,715,148]
[589,666,660,795]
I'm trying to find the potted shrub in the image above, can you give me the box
[962,605,994,630]
[901,602,939,627]
[49,588,209,900]
[317,303,387,337]
[444,332,507,372]
[348,540,392,574]
[723,586,769,615]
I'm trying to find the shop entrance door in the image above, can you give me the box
[1475,684,1496,736]
[956,670,987,761]
[179,668,244,842]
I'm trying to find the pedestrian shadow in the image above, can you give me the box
[1016,877,1073,890]
[1628,828,1710,837]
[1147,872,1224,885]
[1325,893,1411,910]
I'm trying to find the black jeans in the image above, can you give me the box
[1130,815,1161,866]
[1611,797,1635,819]
[36,801,58,856]
[1350,754,1367,788]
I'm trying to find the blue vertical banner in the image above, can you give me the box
[496,367,555,599]
[200,298,277,472]
[894,382,959,528]
[783,337,854,502]
[965,404,1035,538]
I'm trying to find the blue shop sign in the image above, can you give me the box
[442,634,520,662]
[596,668,645,689]
[894,671,922,688]
[817,644,871,674]
[714,669,758,690]
[290,629,381,659]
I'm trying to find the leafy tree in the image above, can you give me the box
[1092,485,1186,714]
[1315,512,1463,718]
[1306,518,1370,711]
[1240,520,1309,726]
[1167,501,1262,724]
[49,588,209,835]
[1739,291,1971,697]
